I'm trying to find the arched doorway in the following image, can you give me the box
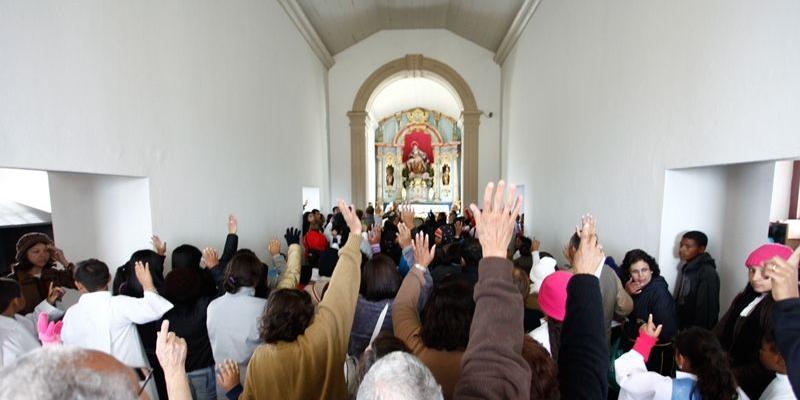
[348,54,480,207]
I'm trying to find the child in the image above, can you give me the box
[760,329,794,399]
[0,278,65,367]
[673,231,720,330]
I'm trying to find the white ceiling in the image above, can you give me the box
[369,77,461,120]
[295,0,525,55]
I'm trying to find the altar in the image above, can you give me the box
[374,107,461,207]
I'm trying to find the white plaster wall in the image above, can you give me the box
[0,1,329,257]
[502,1,800,268]
[0,169,51,212]
[657,166,728,293]
[718,161,775,310]
[771,160,795,221]
[328,29,502,205]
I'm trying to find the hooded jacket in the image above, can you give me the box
[674,253,720,330]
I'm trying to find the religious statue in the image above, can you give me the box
[406,143,430,176]
[386,164,395,187]
[442,164,450,186]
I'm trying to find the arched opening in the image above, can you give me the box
[349,54,480,208]
[366,77,464,210]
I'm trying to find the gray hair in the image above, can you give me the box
[0,346,138,400]
[356,351,443,400]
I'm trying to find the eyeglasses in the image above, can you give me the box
[133,367,154,397]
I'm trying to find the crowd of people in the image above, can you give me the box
[1,180,799,400]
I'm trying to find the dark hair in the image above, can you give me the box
[420,277,475,351]
[123,250,165,297]
[539,251,554,259]
[518,236,532,255]
[171,245,202,270]
[620,249,661,282]
[682,231,709,248]
[511,267,531,302]
[360,255,402,301]
[440,242,464,266]
[0,278,22,312]
[366,205,375,215]
[522,337,560,400]
[318,248,339,277]
[259,289,314,343]
[74,259,111,292]
[547,320,563,362]
[223,252,263,294]
[302,211,312,235]
[164,267,205,305]
[461,239,483,267]
[674,328,738,400]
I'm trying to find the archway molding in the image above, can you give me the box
[348,54,480,207]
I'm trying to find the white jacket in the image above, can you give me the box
[61,290,173,368]
[0,301,64,367]
[615,349,750,400]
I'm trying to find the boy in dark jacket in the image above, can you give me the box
[673,231,720,330]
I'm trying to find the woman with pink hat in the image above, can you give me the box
[527,270,571,361]
[714,243,795,399]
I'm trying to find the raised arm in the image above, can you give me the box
[276,242,302,289]
[559,215,609,399]
[454,181,530,400]
[219,215,239,267]
[767,247,800,397]
[119,262,173,324]
[393,232,435,353]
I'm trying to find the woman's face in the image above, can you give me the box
[25,243,51,268]
[629,260,653,288]
[748,265,773,293]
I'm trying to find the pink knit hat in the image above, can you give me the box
[745,243,794,268]
[538,271,572,322]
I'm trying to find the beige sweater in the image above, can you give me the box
[241,234,362,400]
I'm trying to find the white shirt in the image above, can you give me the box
[0,301,65,367]
[207,286,265,393]
[760,374,794,400]
[61,290,173,368]
[529,320,551,355]
[615,349,750,400]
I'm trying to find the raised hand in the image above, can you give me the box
[151,235,167,256]
[202,247,220,269]
[37,313,63,346]
[468,181,522,259]
[47,244,69,266]
[397,222,412,249]
[268,239,281,257]
[572,214,604,275]
[339,199,362,235]
[765,254,799,301]
[156,320,188,376]
[228,214,238,235]
[284,227,301,246]
[639,314,663,339]
[216,359,241,393]
[46,281,65,305]
[532,238,541,252]
[400,203,415,229]
[368,224,382,245]
[134,261,155,292]
[625,278,642,296]
[412,232,436,269]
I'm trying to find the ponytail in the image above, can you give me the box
[675,328,738,400]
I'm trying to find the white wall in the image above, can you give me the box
[657,166,728,291]
[328,29,502,205]
[771,160,795,221]
[502,1,800,270]
[0,169,52,213]
[0,1,329,257]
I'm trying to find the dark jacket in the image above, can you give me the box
[8,263,76,314]
[624,275,677,342]
[715,286,775,399]
[559,274,609,399]
[674,253,720,330]
[347,296,394,359]
[162,297,215,372]
[453,257,531,399]
[773,298,800,398]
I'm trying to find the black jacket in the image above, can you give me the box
[624,275,677,342]
[161,297,215,372]
[674,253,720,330]
[773,298,800,398]
[715,286,775,399]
